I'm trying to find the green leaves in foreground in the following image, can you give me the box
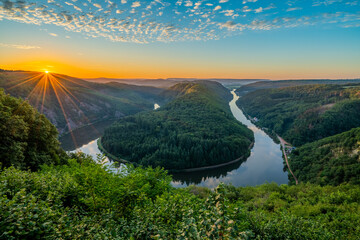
[1,156,360,239]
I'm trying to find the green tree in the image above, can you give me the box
[0,89,62,170]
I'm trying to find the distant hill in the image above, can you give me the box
[84,77,267,89]
[236,79,360,96]
[0,71,164,134]
[237,84,360,146]
[101,81,254,170]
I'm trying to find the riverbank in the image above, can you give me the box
[277,135,299,185]
[170,142,254,173]
[97,138,130,165]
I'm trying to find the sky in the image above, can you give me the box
[0,0,359,79]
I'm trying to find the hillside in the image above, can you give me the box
[237,84,360,146]
[289,127,360,186]
[101,81,254,170]
[236,79,360,96]
[0,71,164,134]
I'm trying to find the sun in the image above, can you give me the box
[45,70,49,74]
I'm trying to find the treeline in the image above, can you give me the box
[101,81,254,170]
[236,79,360,96]
[237,84,360,146]
[289,127,360,186]
[1,90,360,239]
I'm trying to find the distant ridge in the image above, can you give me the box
[84,77,269,88]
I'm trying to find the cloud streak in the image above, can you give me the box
[0,0,359,43]
[0,42,41,50]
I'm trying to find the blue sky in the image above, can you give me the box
[0,0,359,79]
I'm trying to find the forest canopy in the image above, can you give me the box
[289,127,360,186]
[0,89,63,171]
[101,81,254,170]
[237,84,360,146]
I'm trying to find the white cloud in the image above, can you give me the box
[131,1,141,8]
[243,0,257,4]
[287,7,302,11]
[0,0,358,44]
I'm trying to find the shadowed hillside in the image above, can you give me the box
[0,71,164,134]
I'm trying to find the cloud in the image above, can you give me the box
[0,0,358,43]
[131,1,141,8]
[287,7,302,11]
[214,5,221,11]
[49,33,58,37]
[0,43,41,50]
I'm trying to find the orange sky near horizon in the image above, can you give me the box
[1,0,360,81]
[2,57,360,80]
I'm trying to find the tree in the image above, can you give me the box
[0,89,62,170]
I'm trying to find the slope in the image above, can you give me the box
[0,71,164,134]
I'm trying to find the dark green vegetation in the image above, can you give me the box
[0,71,164,134]
[1,86,360,239]
[237,83,360,186]
[0,89,64,171]
[236,79,360,96]
[101,81,254,170]
[289,127,360,186]
[238,84,360,146]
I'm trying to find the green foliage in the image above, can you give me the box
[238,84,360,146]
[236,80,360,97]
[102,81,254,170]
[289,127,360,186]
[0,89,63,171]
[1,160,360,239]
[224,183,360,240]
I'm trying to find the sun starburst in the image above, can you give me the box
[6,71,99,149]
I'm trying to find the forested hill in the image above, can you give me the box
[0,71,164,134]
[236,79,360,96]
[101,81,254,170]
[289,127,360,186]
[237,84,360,146]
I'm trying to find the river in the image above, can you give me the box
[60,91,288,188]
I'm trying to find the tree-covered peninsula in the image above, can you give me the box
[101,81,254,170]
